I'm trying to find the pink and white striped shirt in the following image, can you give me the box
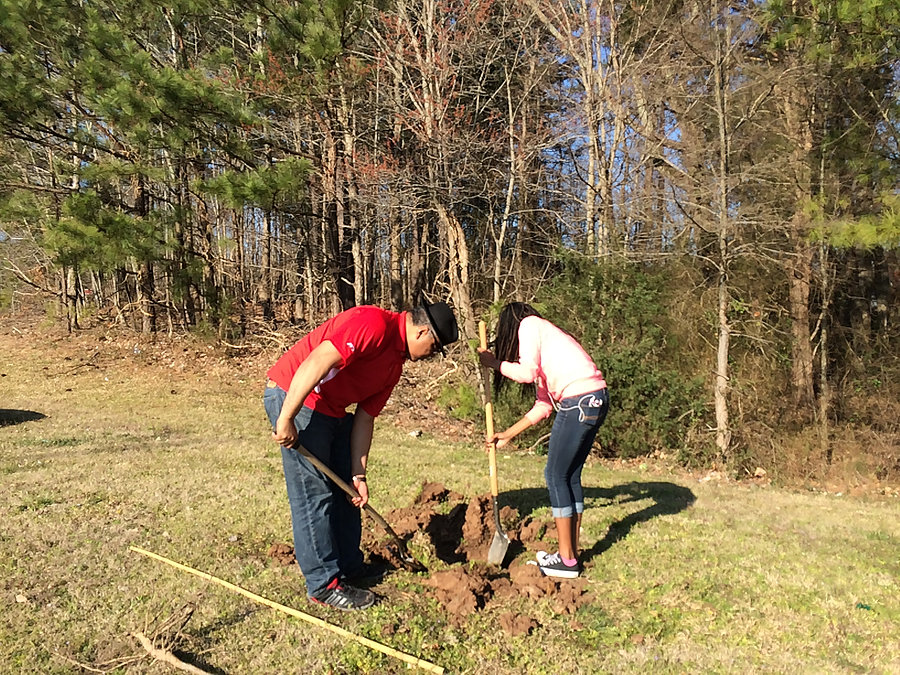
[499,315,607,424]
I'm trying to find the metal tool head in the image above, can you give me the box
[487,530,510,566]
[487,496,510,565]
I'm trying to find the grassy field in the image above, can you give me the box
[1,323,899,674]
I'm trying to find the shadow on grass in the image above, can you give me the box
[503,481,696,564]
[0,409,46,427]
[175,606,257,675]
[171,649,229,675]
[190,607,258,642]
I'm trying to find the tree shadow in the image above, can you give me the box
[0,409,46,427]
[502,481,696,564]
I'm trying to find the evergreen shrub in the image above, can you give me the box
[437,381,481,422]
[523,253,707,459]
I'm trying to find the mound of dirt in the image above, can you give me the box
[267,481,594,632]
[420,559,590,629]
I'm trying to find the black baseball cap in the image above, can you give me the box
[423,301,459,353]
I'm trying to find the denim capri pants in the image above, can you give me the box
[544,388,609,518]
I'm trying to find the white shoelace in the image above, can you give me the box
[541,552,563,566]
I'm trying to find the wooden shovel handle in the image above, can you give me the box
[479,321,500,498]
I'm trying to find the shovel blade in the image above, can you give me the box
[487,530,510,566]
[397,549,427,574]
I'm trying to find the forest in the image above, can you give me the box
[1,0,898,481]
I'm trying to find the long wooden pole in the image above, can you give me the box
[479,321,509,566]
[479,321,498,495]
[129,546,444,674]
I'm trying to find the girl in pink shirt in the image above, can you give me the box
[479,302,608,578]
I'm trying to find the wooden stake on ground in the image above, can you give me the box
[129,546,444,674]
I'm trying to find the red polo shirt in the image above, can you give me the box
[266,306,408,418]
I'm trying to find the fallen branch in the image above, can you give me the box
[424,358,459,394]
[55,654,115,674]
[3,262,61,298]
[132,632,212,675]
[60,351,101,374]
[56,650,143,674]
[218,340,251,350]
[526,433,551,453]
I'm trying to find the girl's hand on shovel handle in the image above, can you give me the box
[486,434,510,451]
[477,348,500,371]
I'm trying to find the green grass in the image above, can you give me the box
[1,328,899,673]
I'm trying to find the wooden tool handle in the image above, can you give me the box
[479,321,500,498]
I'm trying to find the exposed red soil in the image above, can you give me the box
[266,481,593,632]
[266,543,296,567]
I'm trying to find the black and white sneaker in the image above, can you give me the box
[311,578,376,611]
[537,552,581,579]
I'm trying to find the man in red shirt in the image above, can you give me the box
[264,302,459,610]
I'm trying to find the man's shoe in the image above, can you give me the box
[537,552,581,579]
[311,578,376,611]
[343,561,388,586]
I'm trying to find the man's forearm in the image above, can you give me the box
[350,409,375,476]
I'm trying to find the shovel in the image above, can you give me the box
[293,443,426,573]
[479,320,511,566]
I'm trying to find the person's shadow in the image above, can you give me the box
[503,481,696,564]
[0,409,46,427]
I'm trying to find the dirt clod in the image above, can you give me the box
[499,612,539,636]
[266,543,296,566]
[508,562,558,599]
[415,481,463,504]
[424,568,492,624]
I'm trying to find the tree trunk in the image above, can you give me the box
[61,266,78,332]
[782,51,817,416]
[138,259,156,334]
[788,231,816,412]
[409,214,424,304]
[135,175,156,333]
[257,210,273,319]
[494,67,517,305]
[338,77,362,307]
[436,203,476,340]
[713,7,732,460]
[389,205,404,311]
[818,245,832,463]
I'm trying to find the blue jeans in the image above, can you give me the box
[545,388,609,518]
[263,384,364,598]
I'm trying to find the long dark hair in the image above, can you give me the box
[492,302,542,397]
